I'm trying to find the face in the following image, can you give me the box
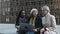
[32,11,38,17]
[21,11,25,17]
[42,9,48,16]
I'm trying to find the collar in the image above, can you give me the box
[45,12,50,17]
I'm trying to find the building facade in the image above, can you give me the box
[0,0,60,24]
[0,0,12,23]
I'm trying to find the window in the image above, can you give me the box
[5,8,8,12]
[56,18,60,25]
[39,1,41,5]
[8,8,10,12]
[31,2,36,6]
[11,8,13,11]
[59,18,60,24]
[5,8,7,12]
[2,8,5,11]
[20,2,23,6]
[6,16,10,22]
[3,12,5,15]
[5,8,10,12]
[26,2,30,6]
[16,2,19,6]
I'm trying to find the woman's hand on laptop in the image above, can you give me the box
[33,29,37,32]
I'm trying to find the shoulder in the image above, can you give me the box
[27,16,31,21]
[50,14,55,19]
[36,14,42,20]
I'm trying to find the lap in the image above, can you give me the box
[26,32,34,34]
[35,31,40,34]
[40,28,56,34]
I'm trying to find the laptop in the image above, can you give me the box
[19,23,33,32]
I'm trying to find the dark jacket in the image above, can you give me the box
[16,17,28,26]
[28,15,43,32]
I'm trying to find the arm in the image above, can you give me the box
[36,15,43,31]
[15,17,19,26]
[36,27,43,31]
[49,16,56,31]
[15,16,20,29]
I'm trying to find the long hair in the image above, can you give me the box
[30,8,38,18]
[16,10,23,25]
[17,10,23,18]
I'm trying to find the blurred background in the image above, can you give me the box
[0,0,60,25]
[0,0,60,34]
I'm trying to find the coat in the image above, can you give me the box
[41,13,56,34]
[28,15,43,32]
[16,17,28,26]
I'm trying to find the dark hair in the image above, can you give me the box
[16,10,24,25]
[17,10,23,18]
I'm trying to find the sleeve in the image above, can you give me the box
[15,17,20,29]
[15,17,19,26]
[36,15,43,31]
[48,15,56,31]
[36,27,42,31]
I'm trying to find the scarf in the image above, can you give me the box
[29,17,36,28]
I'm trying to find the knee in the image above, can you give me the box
[44,31,49,34]
[40,28,45,32]
[40,28,45,34]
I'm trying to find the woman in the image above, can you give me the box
[15,10,28,34]
[40,5,57,34]
[16,10,27,25]
[28,8,43,34]
[15,10,34,34]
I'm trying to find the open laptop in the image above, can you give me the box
[19,23,33,32]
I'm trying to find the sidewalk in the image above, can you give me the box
[0,23,60,34]
[0,24,16,34]
[56,25,60,34]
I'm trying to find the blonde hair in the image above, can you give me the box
[30,8,38,14]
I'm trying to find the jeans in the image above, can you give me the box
[17,30,34,34]
[26,32,34,34]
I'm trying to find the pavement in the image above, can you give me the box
[0,24,17,34]
[0,23,60,34]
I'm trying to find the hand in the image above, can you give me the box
[33,29,37,32]
[15,25,20,29]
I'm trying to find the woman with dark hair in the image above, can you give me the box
[15,10,34,34]
[15,10,28,34]
[16,10,26,26]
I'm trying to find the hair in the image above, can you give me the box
[17,10,24,18]
[41,5,50,12]
[16,10,25,24]
[30,8,38,14]
[30,8,38,18]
